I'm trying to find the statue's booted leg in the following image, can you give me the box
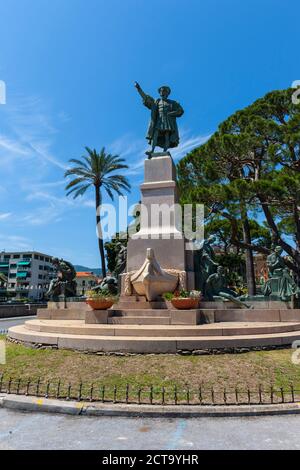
[163,131,170,152]
[146,130,159,158]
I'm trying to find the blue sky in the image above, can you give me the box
[0,0,299,267]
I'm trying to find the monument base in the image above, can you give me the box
[146,151,171,159]
[124,153,196,296]
[8,307,300,353]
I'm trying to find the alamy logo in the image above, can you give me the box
[97,197,204,249]
[291,80,300,105]
[0,80,6,104]
[0,340,5,364]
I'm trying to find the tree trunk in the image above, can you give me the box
[95,185,107,278]
[241,208,256,296]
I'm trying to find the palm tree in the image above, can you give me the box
[65,147,131,278]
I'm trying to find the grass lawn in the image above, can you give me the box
[1,335,300,404]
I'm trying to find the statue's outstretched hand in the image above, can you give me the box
[134,82,148,103]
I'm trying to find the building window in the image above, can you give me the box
[13,254,20,259]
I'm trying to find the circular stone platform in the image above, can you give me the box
[8,318,300,354]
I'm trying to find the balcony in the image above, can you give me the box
[0,264,9,273]
[17,261,31,267]
[16,287,30,292]
[16,271,30,279]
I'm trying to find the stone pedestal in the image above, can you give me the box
[125,154,195,292]
[85,310,111,324]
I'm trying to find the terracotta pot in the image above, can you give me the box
[86,299,114,310]
[171,298,199,310]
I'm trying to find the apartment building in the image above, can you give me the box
[75,271,99,296]
[0,251,55,300]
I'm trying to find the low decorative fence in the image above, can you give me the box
[0,374,299,406]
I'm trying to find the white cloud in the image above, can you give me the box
[0,212,11,220]
[0,235,32,251]
[19,189,94,226]
[171,132,211,160]
[21,207,64,226]
[109,134,145,158]
[26,140,67,170]
[0,93,75,227]
[0,94,67,172]
[0,134,30,156]
[25,179,66,191]
[110,130,210,178]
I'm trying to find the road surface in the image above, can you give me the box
[0,316,36,331]
[0,408,299,449]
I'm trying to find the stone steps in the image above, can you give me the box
[37,309,86,320]
[24,319,300,337]
[214,309,300,323]
[111,309,171,317]
[113,302,168,310]
[8,323,300,353]
[37,307,300,324]
[108,316,171,325]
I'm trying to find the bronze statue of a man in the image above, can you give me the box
[46,258,77,300]
[134,82,184,157]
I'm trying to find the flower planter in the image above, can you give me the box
[86,299,114,310]
[171,298,199,310]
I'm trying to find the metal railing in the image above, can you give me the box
[0,374,298,406]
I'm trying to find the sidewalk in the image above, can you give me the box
[1,393,300,418]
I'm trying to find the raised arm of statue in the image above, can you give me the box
[134,81,155,109]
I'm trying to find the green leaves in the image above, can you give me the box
[64,147,132,278]
[178,86,300,274]
[64,147,131,199]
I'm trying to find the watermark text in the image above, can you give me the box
[0,340,6,364]
[291,80,300,105]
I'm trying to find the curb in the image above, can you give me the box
[1,394,300,418]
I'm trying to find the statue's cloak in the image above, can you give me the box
[143,95,184,149]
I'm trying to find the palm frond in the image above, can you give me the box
[65,176,89,191]
[65,146,131,201]
[68,158,90,169]
[64,168,94,179]
[66,183,92,198]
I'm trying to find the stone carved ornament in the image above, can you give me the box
[124,268,186,297]
[125,248,181,301]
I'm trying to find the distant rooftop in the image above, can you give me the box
[76,271,96,277]
[0,250,53,257]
